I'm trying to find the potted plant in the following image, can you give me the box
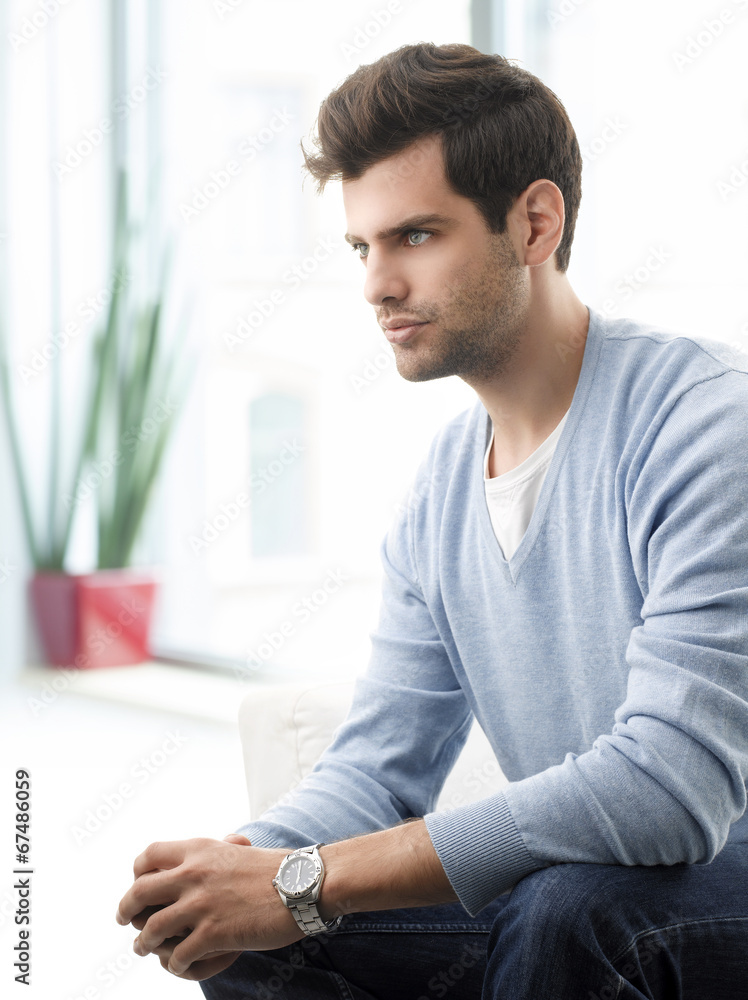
[0,171,193,668]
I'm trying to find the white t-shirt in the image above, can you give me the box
[483,410,569,560]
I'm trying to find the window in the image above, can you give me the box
[147,0,476,678]
[248,392,311,559]
[5,1,743,682]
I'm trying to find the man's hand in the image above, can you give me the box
[117,819,455,981]
[116,833,303,981]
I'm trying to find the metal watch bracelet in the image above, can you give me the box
[279,844,343,937]
[288,897,340,936]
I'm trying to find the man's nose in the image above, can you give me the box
[362,250,410,306]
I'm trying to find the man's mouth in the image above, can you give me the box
[382,321,429,345]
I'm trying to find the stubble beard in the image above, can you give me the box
[391,234,528,384]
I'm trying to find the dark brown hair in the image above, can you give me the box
[301,42,582,272]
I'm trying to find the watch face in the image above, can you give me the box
[279,855,319,896]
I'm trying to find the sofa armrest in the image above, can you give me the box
[238,681,507,822]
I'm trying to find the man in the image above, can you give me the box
[116,42,748,997]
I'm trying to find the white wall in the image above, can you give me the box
[0,0,110,677]
[0,0,30,682]
[0,431,31,682]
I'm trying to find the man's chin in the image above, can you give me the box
[393,351,454,384]
[397,367,456,384]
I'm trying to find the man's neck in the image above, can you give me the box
[468,281,590,477]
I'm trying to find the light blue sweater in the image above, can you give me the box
[239,308,748,916]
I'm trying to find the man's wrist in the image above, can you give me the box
[315,819,456,922]
[316,843,353,923]
[270,844,344,936]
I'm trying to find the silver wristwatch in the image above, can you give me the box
[272,843,342,936]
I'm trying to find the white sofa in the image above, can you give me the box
[238,680,508,823]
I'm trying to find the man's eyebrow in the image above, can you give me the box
[344,214,458,246]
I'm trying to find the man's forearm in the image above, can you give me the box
[317,818,458,919]
[115,821,459,979]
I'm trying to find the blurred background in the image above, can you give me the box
[0,0,746,996]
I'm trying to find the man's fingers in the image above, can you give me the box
[116,871,176,926]
[134,903,193,956]
[152,934,188,961]
[131,904,167,932]
[160,949,243,982]
[133,840,189,878]
[164,927,218,976]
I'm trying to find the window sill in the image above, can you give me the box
[18,660,300,726]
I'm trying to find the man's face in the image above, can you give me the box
[342,134,529,384]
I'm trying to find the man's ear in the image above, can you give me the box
[511,179,565,267]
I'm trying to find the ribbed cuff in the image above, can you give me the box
[233,820,309,850]
[424,792,546,916]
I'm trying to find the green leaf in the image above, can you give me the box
[0,337,42,566]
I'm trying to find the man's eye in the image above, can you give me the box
[407,230,432,246]
[350,230,432,259]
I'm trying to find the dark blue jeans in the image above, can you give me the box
[200,843,748,999]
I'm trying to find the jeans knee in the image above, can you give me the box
[199,946,304,1000]
[492,862,633,952]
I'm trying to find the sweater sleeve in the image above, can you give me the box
[425,370,748,914]
[236,458,475,851]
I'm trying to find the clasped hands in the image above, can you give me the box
[115,833,304,981]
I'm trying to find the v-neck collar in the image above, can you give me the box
[475,306,603,585]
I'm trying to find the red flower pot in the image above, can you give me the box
[30,569,158,668]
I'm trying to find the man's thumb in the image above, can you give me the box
[223,833,252,846]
